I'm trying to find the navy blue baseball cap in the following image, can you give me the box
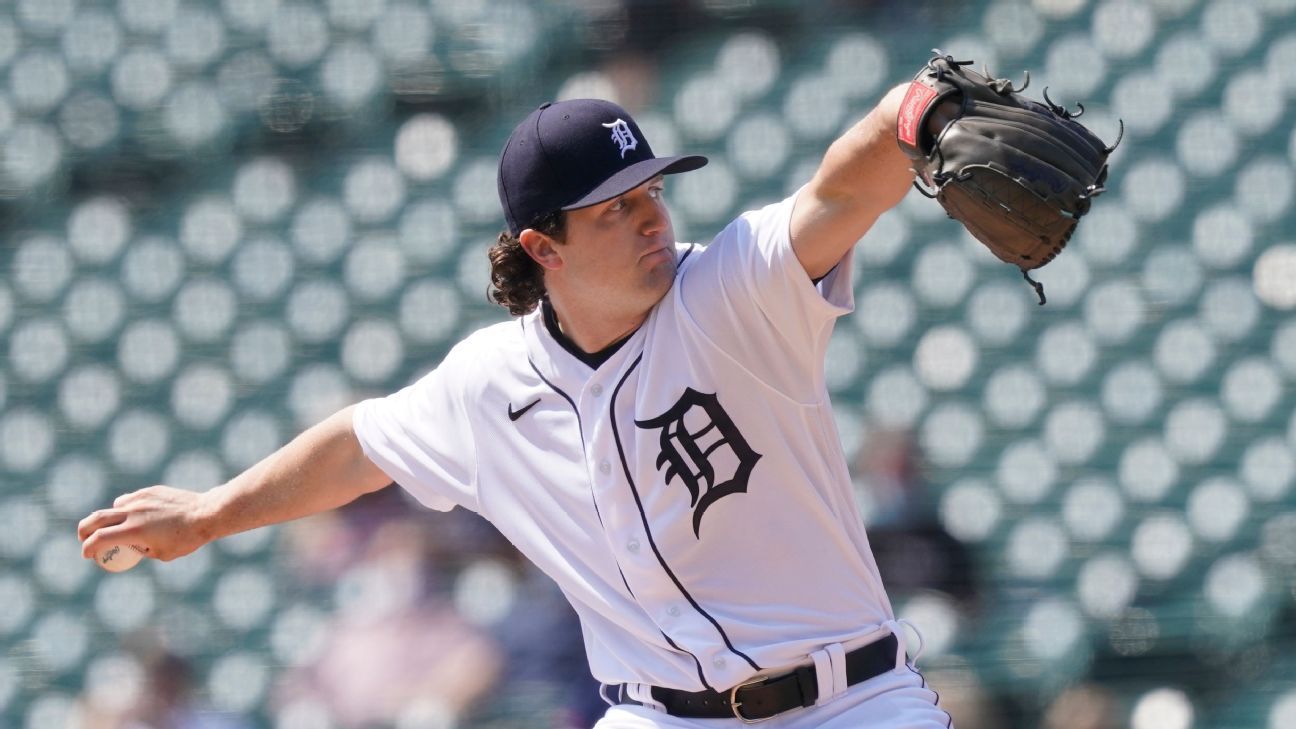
[497,99,708,236]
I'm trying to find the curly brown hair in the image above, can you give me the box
[487,210,566,316]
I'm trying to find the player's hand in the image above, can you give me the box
[78,485,217,563]
[927,99,961,139]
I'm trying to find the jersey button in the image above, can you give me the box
[667,605,681,617]
[599,460,611,474]
[626,538,640,553]
[591,384,604,396]
[713,656,727,669]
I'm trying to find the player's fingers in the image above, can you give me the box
[927,100,961,138]
[81,524,132,560]
[77,509,127,543]
[112,491,134,508]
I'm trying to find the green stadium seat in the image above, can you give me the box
[152,539,217,593]
[63,274,127,342]
[24,692,80,729]
[214,566,278,631]
[1234,157,1294,224]
[856,282,918,348]
[172,278,237,342]
[94,570,157,635]
[47,454,110,519]
[207,651,271,713]
[1129,511,1194,581]
[287,364,352,429]
[896,591,962,658]
[996,438,1059,504]
[866,364,929,430]
[939,477,1004,544]
[1129,687,1195,729]
[1185,477,1251,543]
[1221,357,1283,423]
[1163,398,1228,466]
[233,235,295,303]
[1004,516,1071,580]
[1063,477,1126,542]
[1122,157,1185,223]
[1091,0,1156,60]
[1141,244,1203,308]
[912,241,976,308]
[717,31,784,102]
[1198,276,1261,342]
[1101,359,1163,426]
[221,409,284,472]
[228,320,293,385]
[1075,203,1139,267]
[1202,0,1264,57]
[1154,318,1217,384]
[172,364,235,431]
[1076,550,1140,619]
[1241,436,1295,502]
[1043,33,1107,100]
[1036,320,1097,385]
[921,402,986,469]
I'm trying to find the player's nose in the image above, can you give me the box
[640,198,668,237]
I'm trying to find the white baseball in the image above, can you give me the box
[96,544,147,573]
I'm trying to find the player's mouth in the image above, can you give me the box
[639,244,671,264]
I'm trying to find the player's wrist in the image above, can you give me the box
[189,486,229,545]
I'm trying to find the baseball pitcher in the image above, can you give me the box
[80,53,1114,727]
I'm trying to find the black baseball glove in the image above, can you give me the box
[897,51,1122,304]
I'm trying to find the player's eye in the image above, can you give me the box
[608,198,626,212]
[648,184,664,198]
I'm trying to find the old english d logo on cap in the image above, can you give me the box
[602,119,638,158]
[497,99,708,236]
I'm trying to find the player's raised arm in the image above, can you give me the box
[78,405,393,564]
[788,82,915,280]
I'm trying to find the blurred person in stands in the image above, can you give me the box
[852,430,980,612]
[275,492,504,728]
[918,663,1000,729]
[78,642,252,729]
[463,544,608,729]
[1042,682,1119,729]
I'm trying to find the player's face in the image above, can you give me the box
[561,176,677,311]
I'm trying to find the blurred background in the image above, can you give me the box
[1,0,1295,727]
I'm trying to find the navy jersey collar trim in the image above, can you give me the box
[541,298,633,370]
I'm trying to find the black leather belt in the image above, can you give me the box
[614,633,900,723]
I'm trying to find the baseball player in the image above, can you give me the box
[80,87,956,727]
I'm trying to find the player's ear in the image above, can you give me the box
[518,228,564,270]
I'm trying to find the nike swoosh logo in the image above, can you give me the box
[508,399,541,422]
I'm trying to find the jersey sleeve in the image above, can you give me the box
[676,189,856,400]
[352,341,480,513]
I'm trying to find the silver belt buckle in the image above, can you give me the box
[729,677,775,724]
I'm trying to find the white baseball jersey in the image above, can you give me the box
[353,191,895,694]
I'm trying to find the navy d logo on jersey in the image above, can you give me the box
[636,389,762,538]
[602,118,638,158]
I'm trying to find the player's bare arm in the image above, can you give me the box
[789,83,915,280]
[78,405,391,563]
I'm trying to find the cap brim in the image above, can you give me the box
[560,155,708,212]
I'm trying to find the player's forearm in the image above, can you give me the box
[80,405,394,562]
[197,405,392,542]
[791,84,915,278]
[814,83,913,206]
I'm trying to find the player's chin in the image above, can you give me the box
[640,259,677,299]
[642,252,677,286]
